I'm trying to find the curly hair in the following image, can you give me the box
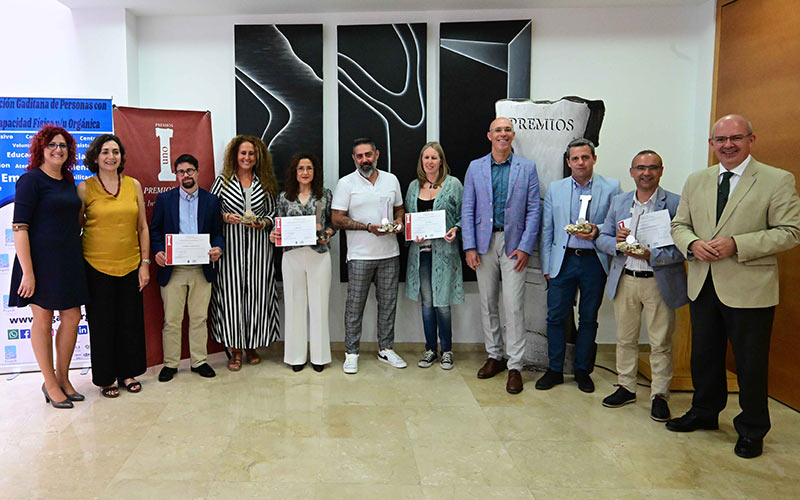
[83,134,126,174]
[415,141,450,187]
[28,125,77,183]
[220,135,279,195]
[283,152,323,202]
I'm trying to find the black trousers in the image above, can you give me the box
[85,262,146,387]
[689,274,774,439]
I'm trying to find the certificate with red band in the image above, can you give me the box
[404,210,446,241]
[275,216,317,247]
[165,234,210,265]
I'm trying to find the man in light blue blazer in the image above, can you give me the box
[462,117,540,394]
[595,150,688,422]
[537,138,621,393]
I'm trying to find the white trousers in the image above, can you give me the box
[282,246,332,365]
[474,233,527,370]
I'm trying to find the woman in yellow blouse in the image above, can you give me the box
[77,134,150,398]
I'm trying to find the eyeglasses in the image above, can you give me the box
[711,134,752,145]
[491,127,514,133]
[176,167,197,176]
[46,142,68,151]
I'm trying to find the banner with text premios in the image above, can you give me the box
[112,106,219,367]
[0,96,113,374]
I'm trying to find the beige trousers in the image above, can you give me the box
[613,273,674,399]
[160,266,212,368]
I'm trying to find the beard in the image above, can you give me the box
[181,178,196,190]
[357,162,375,179]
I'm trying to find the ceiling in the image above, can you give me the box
[57,0,707,17]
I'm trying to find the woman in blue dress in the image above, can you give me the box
[8,125,90,409]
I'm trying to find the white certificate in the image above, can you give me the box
[618,209,675,249]
[165,234,210,265]
[404,210,447,241]
[275,216,317,247]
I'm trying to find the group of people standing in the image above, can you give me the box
[10,112,800,460]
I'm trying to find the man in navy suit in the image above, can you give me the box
[462,117,540,394]
[595,150,688,421]
[537,138,621,393]
[150,153,224,382]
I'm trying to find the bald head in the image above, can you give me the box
[712,114,753,136]
[709,114,756,170]
[487,116,515,161]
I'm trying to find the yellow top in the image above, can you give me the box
[82,175,141,276]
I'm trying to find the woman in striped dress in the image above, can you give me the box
[210,135,280,371]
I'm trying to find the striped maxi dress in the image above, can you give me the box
[209,174,280,348]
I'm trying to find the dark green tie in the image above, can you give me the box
[716,171,734,222]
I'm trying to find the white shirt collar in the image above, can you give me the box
[718,154,751,178]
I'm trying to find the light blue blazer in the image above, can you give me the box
[595,187,689,310]
[461,153,540,256]
[541,173,621,279]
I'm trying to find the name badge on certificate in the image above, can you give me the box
[275,216,317,247]
[165,234,210,265]
[404,210,447,241]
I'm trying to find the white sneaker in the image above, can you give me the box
[440,351,454,370]
[343,353,359,374]
[378,349,407,368]
[418,350,437,368]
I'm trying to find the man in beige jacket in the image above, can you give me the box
[668,114,800,458]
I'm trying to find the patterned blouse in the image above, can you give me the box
[275,188,335,254]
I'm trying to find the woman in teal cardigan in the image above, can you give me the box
[405,142,464,370]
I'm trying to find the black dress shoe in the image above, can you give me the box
[734,436,763,459]
[650,395,670,422]
[665,409,719,432]
[158,366,178,382]
[311,363,324,373]
[602,386,636,408]
[535,370,564,390]
[190,363,216,378]
[292,363,306,372]
[574,369,595,393]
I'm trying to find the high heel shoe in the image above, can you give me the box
[42,383,73,409]
[62,387,85,402]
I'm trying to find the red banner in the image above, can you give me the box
[113,106,223,367]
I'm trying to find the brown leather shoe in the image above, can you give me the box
[506,369,523,394]
[477,357,507,379]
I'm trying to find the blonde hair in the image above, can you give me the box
[220,135,279,195]
[416,141,450,187]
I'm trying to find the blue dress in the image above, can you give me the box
[8,168,89,310]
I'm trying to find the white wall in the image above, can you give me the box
[0,1,717,345]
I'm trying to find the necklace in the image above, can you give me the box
[425,179,440,190]
[97,172,121,197]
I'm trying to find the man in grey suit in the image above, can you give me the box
[596,150,688,421]
[537,138,621,393]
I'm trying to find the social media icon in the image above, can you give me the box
[19,329,31,339]
[7,329,19,340]
[78,325,89,335]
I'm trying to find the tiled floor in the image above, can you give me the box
[1,347,799,499]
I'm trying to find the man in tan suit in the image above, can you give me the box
[668,114,800,458]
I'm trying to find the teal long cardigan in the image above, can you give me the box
[404,175,465,307]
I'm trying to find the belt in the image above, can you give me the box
[565,247,595,256]
[492,226,504,232]
[624,268,654,278]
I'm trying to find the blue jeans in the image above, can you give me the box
[546,253,607,372]
[419,251,452,352]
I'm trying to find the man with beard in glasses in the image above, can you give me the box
[151,153,224,382]
[332,137,407,374]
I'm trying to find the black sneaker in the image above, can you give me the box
[535,370,564,390]
[574,369,595,393]
[650,395,671,422]
[191,363,216,378]
[602,386,636,408]
[158,366,178,382]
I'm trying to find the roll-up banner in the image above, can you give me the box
[112,106,220,367]
[0,96,112,374]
